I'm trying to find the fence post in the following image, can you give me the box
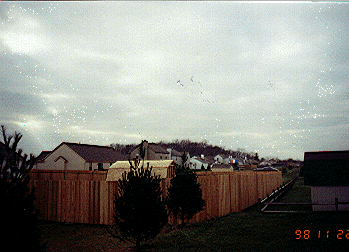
[258,197,261,212]
[335,198,338,211]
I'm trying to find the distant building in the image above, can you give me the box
[167,148,188,166]
[35,142,127,171]
[34,151,51,169]
[188,154,215,170]
[130,140,170,160]
[304,151,349,211]
[214,154,233,164]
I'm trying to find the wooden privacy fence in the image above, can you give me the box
[28,170,282,225]
[29,169,107,181]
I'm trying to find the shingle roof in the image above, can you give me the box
[131,141,170,155]
[36,151,51,162]
[304,151,349,161]
[148,143,169,154]
[43,142,127,163]
[304,150,349,186]
[192,156,216,165]
[64,142,127,162]
[170,149,182,157]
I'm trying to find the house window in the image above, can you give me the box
[98,163,103,170]
[89,162,92,171]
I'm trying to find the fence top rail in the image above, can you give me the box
[30,169,108,174]
[196,170,281,176]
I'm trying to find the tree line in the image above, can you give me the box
[110,139,255,159]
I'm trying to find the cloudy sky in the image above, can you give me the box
[1,1,349,160]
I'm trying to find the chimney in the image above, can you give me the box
[142,140,149,160]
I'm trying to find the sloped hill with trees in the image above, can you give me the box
[110,139,253,159]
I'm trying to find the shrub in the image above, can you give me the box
[166,166,205,225]
[112,157,167,248]
[0,125,43,251]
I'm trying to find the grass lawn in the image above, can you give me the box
[39,169,349,251]
[146,209,349,252]
[265,176,312,212]
[38,221,128,252]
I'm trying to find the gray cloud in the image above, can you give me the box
[1,2,349,160]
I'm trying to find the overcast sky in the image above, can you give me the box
[1,1,349,160]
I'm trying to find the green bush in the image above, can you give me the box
[166,166,205,225]
[282,166,288,174]
[0,125,43,251]
[113,157,167,248]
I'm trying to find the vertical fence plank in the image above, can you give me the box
[51,171,64,180]
[229,173,237,212]
[108,182,116,225]
[74,180,80,223]
[47,181,53,221]
[94,181,100,224]
[62,181,68,223]
[99,181,108,225]
[80,181,89,223]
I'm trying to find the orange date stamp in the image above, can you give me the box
[295,229,349,240]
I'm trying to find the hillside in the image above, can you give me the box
[110,139,253,159]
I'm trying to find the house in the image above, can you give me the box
[214,154,224,164]
[167,148,189,166]
[34,151,51,169]
[229,157,244,169]
[130,140,170,160]
[214,154,234,164]
[35,142,127,171]
[188,154,215,170]
[107,160,176,181]
[304,151,349,211]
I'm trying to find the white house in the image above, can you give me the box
[35,142,127,171]
[188,155,215,170]
[214,154,234,164]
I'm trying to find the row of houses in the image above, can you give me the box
[1,139,302,173]
[33,140,259,172]
[3,138,349,212]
